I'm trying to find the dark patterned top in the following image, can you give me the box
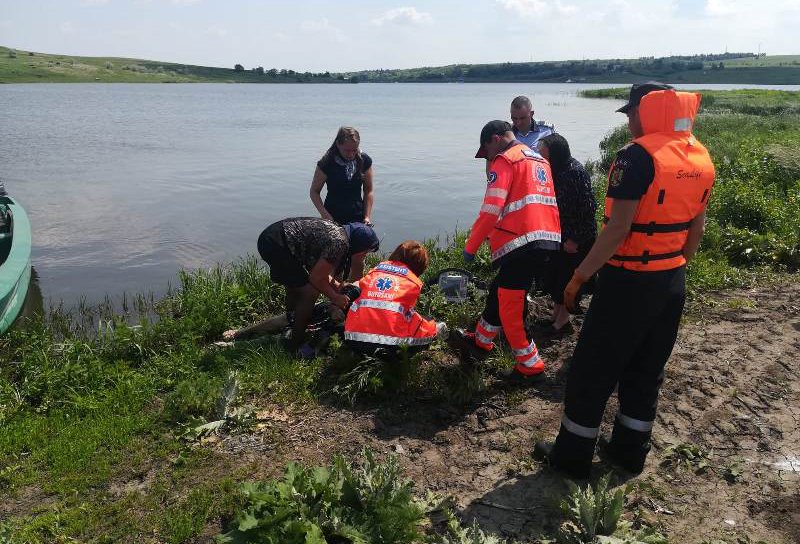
[281,217,350,277]
[553,158,597,245]
[0,178,6,197]
[318,152,373,224]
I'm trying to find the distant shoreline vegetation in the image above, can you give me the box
[2,46,800,84]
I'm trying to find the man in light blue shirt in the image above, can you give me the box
[510,95,554,156]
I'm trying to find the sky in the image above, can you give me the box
[1,0,799,72]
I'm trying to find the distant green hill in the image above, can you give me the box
[351,53,800,85]
[0,46,340,83]
[2,46,800,84]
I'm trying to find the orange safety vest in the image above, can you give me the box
[344,261,438,346]
[605,90,715,272]
[468,143,561,262]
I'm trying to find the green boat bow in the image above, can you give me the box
[0,196,32,334]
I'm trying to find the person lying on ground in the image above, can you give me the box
[222,218,379,358]
[344,240,447,357]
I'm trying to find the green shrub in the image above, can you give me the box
[216,448,425,544]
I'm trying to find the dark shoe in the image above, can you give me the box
[541,321,575,337]
[597,436,647,475]
[450,328,491,362]
[532,317,555,329]
[534,440,591,480]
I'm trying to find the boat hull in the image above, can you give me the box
[0,196,32,334]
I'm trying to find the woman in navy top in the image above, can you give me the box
[310,126,375,279]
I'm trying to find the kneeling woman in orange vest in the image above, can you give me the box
[344,240,447,355]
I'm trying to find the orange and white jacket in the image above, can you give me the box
[344,261,438,346]
[466,143,561,262]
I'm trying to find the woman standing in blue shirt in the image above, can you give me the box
[310,126,375,279]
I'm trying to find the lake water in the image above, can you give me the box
[1,82,797,306]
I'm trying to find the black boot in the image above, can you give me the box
[534,434,594,480]
[602,420,651,474]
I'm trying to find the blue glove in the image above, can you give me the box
[463,250,475,263]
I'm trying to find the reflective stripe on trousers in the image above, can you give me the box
[617,412,654,433]
[492,230,561,261]
[561,413,600,439]
[475,316,500,349]
[344,331,435,346]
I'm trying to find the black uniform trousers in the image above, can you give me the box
[552,263,686,476]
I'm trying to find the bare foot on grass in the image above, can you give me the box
[222,329,238,341]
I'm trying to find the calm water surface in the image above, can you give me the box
[1,82,796,306]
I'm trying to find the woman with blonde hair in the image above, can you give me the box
[310,126,375,279]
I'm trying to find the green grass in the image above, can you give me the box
[0,46,341,84]
[1,88,798,541]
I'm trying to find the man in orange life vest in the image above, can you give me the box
[535,82,716,479]
[456,120,561,378]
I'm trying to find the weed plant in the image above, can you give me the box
[216,448,426,544]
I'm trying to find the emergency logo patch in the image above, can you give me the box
[535,165,548,185]
[376,277,393,291]
[609,163,625,187]
[487,171,497,184]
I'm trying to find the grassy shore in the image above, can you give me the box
[0,89,798,542]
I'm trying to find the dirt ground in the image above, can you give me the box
[214,280,800,544]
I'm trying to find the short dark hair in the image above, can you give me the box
[511,96,532,110]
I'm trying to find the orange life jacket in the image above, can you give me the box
[605,90,715,272]
[344,261,438,346]
[469,143,561,262]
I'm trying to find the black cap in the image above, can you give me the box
[475,120,513,158]
[343,222,380,254]
[616,81,674,113]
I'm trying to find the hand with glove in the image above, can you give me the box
[463,250,475,263]
[436,321,449,340]
[564,269,590,314]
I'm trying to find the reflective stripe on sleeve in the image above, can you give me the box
[485,188,509,199]
[617,412,654,432]
[491,230,562,261]
[561,414,600,439]
[480,204,502,215]
[344,331,435,346]
[500,194,558,218]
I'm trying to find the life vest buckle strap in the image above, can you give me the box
[611,249,684,263]
[628,220,692,235]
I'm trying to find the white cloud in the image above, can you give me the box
[301,18,346,43]
[496,0,578,17]
[371,7,433,26]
